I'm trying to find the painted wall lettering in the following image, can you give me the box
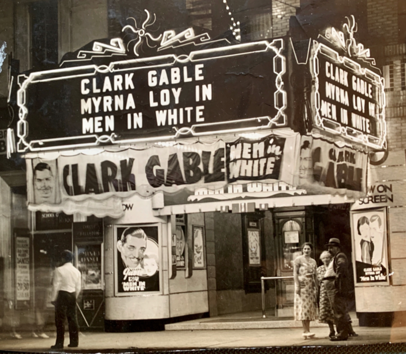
[358,184,394,205]
[299,136,367,192]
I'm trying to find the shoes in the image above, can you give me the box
[51,344,63,349]
[10,332,22,339]
[33,331,50,339]
[328,331,336,339]
[349,332,359,337]
[330,335,349,341]
[302,332,315,339]
[68,343,78,347]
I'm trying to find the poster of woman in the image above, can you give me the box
[115,225,160,294]
[352,208,388,284]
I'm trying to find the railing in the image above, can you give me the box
[261,276,294,318]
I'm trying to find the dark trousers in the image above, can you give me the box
[54,291,79,346]
[325,279,351,338]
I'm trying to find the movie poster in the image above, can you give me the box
[27,158,60,205]
[77,244,102,290]
[115,225,160,294]
[351,208,388,284]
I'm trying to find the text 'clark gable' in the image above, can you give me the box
[79,64,212,134]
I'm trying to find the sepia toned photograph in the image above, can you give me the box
[0,0,405,353]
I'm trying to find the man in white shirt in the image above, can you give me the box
[51,250,81,349]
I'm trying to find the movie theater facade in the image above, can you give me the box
[8,17,392,327]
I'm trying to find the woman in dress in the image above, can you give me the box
[294,242,318,338]
[316,251,335,338]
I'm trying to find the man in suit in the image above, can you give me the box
[324,238,352,341]
[51,250,81,349]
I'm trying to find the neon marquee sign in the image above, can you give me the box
[14,19,287,153]
[309,17,386,150]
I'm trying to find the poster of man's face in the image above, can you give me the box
[32,160,58,204]
[115,225,159,294]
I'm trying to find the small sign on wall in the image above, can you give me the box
[15,237,30,301]
[284,230,299,244]
[83,299,95,310]
[248,229,261,266]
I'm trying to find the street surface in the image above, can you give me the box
[0,325,405,353]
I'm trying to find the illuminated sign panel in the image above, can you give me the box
[16,39,286,152]
[25,133,299,217]
[310,42,386,149]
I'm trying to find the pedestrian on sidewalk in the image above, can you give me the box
[50,250,81,349]
[293,242,318,339]
[4,300,22,339]
[32,264,51,339]
[316,251,336,338]
[325,238,351,341]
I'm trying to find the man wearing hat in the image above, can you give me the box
[324,238,352,341]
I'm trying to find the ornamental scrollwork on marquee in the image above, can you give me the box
[63,9,233,65]
[324,15,376,66]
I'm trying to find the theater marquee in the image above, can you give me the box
[14,34,287,152]
[309,17,386,149]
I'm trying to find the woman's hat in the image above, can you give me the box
[326,238,341,247]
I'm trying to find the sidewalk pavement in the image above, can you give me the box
[0,325,405,353]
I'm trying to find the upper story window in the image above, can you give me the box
[383,63,394,92]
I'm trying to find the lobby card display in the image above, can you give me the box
[351,208,389,285]
[115,225,160,294]
[76,244,103,290]
[192,225,205,269]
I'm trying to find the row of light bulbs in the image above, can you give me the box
[223,0,241,41]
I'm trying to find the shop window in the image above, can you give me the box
[33,232,72,310]
[35,211,73,231]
